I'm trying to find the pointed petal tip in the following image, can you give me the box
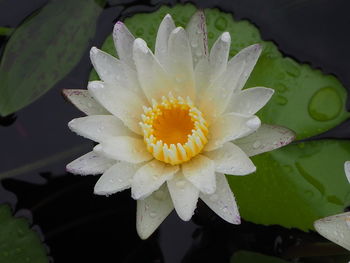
[137,229,151,240]
[90,46,98,55]
[113,21,124,32]
[87,81,104,90]
[221,32,231,42]
[133,38,148,53]
[164,13,172,19]
[173,26,185,34]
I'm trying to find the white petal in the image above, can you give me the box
[234,124,296,157]
[88,81,146,134]
[94,137,152,163]
[133,38,174,102]
[90,47,144,97]
[200,174,240,224]
[314,212,350,251]
[68,115,138,143]
[131,159,179,199]
[167,172,199,221]
[198,44,262,122]
[155,14,176,68]
[194,58,210,97]
[204,142,256,175]
[226,87,274,115]
[90,47,122,85]
[182,155,216,194]
[205,113,261,151]
[209,32,231,82]
[136,185,173,239]
[113,21,135,68]
[186,10,208,66]
[229,43,262,92]
[344,161,350,184]
[167,27,195,100]
[62,89,108,115]
[94,161,139,196]
[66,151,115,175]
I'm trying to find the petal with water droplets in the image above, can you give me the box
[137,185,173,239]
[200,174,241,224]
[314,212,350,251]
[66,151,115,175]
[94,161,139,195]
[131,159,179,199]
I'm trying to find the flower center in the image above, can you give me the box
[140,93,208,165]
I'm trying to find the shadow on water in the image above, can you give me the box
[1,0,350,262]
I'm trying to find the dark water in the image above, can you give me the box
[1,0,350,262]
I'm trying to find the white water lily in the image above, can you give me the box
[64,11,295,239]
[314,161,350,250]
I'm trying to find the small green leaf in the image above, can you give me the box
[0,205,48,263]
[228,140,350,231]
[231,251,292,263]
[0,0,105,116]
[0,27,14,36]
[92,4,349,139]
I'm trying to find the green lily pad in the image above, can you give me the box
[0,205,48,263]
[228,140,350,231]
[91,4,350,140]
[0,0,105,116]
[231,251,291,263]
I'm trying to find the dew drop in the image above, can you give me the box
[308,86,342,121]
[215,16,227,31]
[148,211,157,218]
[276,95,288,105]
[191,41,198,48]
[282,58,300,77]
[253,141,261,149]
[275,83,287,93]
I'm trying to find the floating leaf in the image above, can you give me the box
[0,205,48,263]
[92,4,350,140]
[228,140,350,230]
[231,251,291,263]
[0,0,105,116]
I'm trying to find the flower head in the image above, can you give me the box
[64,11,295,239]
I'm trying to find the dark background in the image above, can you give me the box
[1,0,350,262]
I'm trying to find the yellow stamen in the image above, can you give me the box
[140,93,208,165]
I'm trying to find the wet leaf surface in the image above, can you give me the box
[0,205,48,263]
[228,140,350,230]
[0,0,104,116]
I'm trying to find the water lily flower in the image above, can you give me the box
[314,161,350,250]
[64,11,295,239]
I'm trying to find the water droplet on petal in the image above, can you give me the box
[253,141,261,149]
